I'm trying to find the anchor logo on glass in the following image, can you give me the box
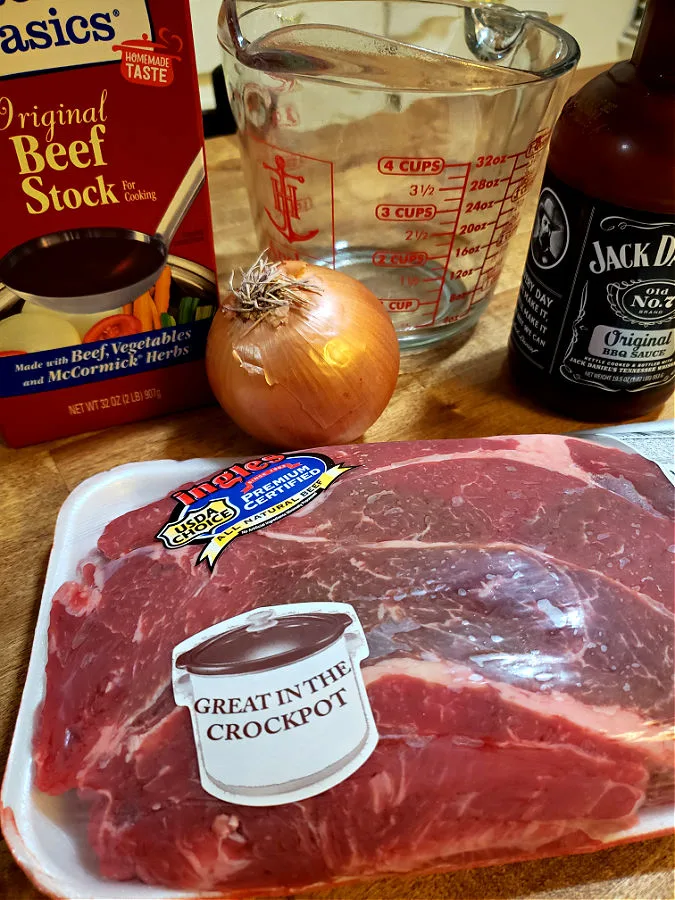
[264,154,318,244]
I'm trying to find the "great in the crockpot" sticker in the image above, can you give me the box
[172,603,378,806]
[156,452,354,568]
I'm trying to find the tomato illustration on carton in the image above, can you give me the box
[113,29,182,87]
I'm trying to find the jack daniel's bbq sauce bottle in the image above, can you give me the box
[508,0,675,420]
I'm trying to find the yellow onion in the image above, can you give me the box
[206,257,399,448]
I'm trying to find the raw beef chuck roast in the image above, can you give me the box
[33,436,675,892]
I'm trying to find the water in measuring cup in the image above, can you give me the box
[235,22,555,348]
[246,24,541,90]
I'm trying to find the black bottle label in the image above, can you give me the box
[510,168,675,393]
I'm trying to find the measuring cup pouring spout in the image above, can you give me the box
[220,0,579,350]
[464,3,546,62]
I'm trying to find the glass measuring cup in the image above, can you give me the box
[219,1,579,349]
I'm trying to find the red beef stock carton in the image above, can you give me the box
[0,0,218,447]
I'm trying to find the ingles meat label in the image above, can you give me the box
[156,453,353,567]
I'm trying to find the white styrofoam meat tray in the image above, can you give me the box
[2,428,674,898]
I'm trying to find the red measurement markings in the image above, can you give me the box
[510,177,536,205]
[433,163,472,322]
[372,250,428,267]
[409,184,435,197]
[381,298,421,313]
[399,273,421,289]
[454,244,482,257]
[479,263,500,279]
[477,268,501,294]
[376,204,437,221]
[475,153,509,167]
[446,308,477,325]
[493,220,519,248]
[526,130,551,159]
[378,157,444,175]
[372,159,476,317]
[458,219,497,235]
[507,172,535,190]
[449,267,474,279]
[439,168,467,189]
[484,246,507,263]
[468,132,547,289]
[448,289,473,304]
[468,176,501,192]
[468,153,520,306]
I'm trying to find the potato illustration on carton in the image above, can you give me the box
[21,301,124,341]
[0,310,80,355]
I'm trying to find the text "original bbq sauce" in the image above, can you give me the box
[508,0,675,420]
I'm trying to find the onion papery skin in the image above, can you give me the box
[206,261,400,448]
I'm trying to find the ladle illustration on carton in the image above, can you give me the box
[173,602,379,807]
[0,150,205,314]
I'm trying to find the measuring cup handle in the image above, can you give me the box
[155,150,205,248]
[224,0,248,52]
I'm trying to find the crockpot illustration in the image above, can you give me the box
[173,602,378,806]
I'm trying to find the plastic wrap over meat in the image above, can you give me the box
[33,434,674,894]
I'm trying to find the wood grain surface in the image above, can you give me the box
[1,65,673,899]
